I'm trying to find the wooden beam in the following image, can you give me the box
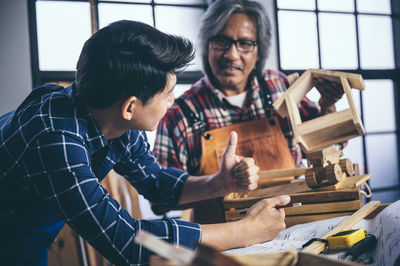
[225,200,361,222]
[258,168,309,179]
[246,180,311,198]
[224,188,360,209]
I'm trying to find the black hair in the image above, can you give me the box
[75,20,194,108]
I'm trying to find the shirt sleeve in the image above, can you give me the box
[26,132,201,265]
[113,131,190,209]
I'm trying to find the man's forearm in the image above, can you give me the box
[200,221,250,250]
[178,174,224,205]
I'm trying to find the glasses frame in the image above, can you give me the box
[210,36,258,53]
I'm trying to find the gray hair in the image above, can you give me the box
[199,0,272,79]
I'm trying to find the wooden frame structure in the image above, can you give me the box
[273,69,366,153]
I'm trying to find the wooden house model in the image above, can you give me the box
[273,69,366,153]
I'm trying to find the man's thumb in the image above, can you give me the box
[223,131,238,157]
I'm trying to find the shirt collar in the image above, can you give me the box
[69,83,110,156]
[204,74,261,104]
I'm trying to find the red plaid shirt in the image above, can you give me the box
[153,70,320,174]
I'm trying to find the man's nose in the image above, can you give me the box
[223,43,241,60]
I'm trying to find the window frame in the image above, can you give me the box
[274,0,400,198]
[27,0,206,87]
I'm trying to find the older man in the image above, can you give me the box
[153,0,343,223]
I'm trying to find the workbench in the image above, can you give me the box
[224,200,400,266]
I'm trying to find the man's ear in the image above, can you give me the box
[121,96,138,120]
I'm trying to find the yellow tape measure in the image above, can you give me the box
[327,228,367,248]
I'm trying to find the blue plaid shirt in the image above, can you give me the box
[0,84,201,265]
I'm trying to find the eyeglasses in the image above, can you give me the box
[210,36,258,53]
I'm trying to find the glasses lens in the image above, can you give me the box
[212,38,230,50]
[237,40,255,52]
[211,37,256,52]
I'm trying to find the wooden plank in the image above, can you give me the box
[258,168,309,179]
[290,189,360,204]
[245,180,311,198]
[285,200,361,216]
[286,212,355,228]
[297,109,353,137]
[302,201,381,254]
[225,200,361,222]
[273,70,312,117]
[341,76,366,136]
[223,188,360,210]
[310,69,365,91]
[316,174,370,191]
[365,204,389,219]
[226,209,356,224]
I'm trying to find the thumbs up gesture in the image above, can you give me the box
[218,131,260,195]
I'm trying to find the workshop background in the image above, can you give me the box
[0,0,399,220]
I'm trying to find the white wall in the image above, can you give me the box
[0,0,32,115]
[258,0,279,70]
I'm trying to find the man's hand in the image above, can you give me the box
[239,195,290,245]
[200,195,289,250]
[313,77,344,114]
[218,131,259,195]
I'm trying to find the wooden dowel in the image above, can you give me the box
[258,168,309,179]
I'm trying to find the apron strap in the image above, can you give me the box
[256,74,276,126]
[175,98,207,136]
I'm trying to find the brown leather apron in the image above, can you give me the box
[193,116,295,224]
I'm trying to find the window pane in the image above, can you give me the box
[318,0,354,12]
[319,13,357,69]
[155,6,204,71]
[357,0,391,14]
[98,3,153,28]
[155,0,207,4]
[146,130,156,150]
[358,15,395,69]
[363,80,395,132]
[342,137,365,175]
[174,84,191,98]
[370,190,400,204]
[138,194,182,220]
[278,11,319,69]
[366,134,399,189]
[36,1,91,71]
[336,89,360,113]
[277,0,315,10]
[99,0,150,2]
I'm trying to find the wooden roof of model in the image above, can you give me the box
[273,69,366,153]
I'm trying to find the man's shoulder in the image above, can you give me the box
[3,85,88,144]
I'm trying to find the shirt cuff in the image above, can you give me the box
[168,219,201,251]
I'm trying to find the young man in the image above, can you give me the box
[0,20,289,265]
[153,0,344,223]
